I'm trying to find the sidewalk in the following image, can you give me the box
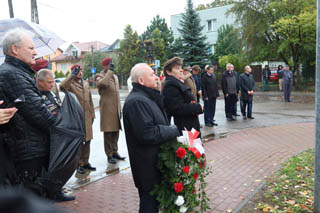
[57,122,314,213]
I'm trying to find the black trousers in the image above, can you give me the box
[138,188,159,213]
[225,94,237,118]
[204,97,216,125]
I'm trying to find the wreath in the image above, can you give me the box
[152,129,211,213]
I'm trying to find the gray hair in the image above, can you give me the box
[36,69,55,81]
[130,63,149,83]
[244,65,251,70]
[226,63,233,69]
[2,28,33,55]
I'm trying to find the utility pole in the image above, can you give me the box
[91,45,95,87]
[8,0,14,18]
[315,0,320,212]
[31,0,39,24]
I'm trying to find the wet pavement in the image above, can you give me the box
[61,90,315,192]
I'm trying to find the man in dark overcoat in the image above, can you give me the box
[201,65,219,127]
[239,65,255,120]
[123,63,179,213]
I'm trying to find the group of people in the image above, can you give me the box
[262,64,294,102]
[0,28,125,203]
[0,27,296,213]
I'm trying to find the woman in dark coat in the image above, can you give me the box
[162,57,203,136]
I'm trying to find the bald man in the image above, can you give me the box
[123,63,179,213]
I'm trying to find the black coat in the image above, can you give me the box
[0,56,56,163]
[239,72,255,101]
[262,68,271,80]
[162,75,202,134]
[221,70,239,96]
[201,72,219,99]
[123,83,179,191]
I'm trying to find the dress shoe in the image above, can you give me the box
[108,157,117,164]
[227,117,234,121]
[82,163,96,171]
[234,114,241,116]
[77,166,85,174]
[247,116,255,119]
[243,116,247,120]
[113,153,126,160]
[205,123,213,127]
[55,190,76,202]
[212,122,218,126]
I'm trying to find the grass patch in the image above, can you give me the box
[239,149,314,212]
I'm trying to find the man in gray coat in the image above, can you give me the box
[280,65,293,102]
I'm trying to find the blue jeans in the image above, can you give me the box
[240,99,253,117]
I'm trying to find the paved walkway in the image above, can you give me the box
[57,122,314,213]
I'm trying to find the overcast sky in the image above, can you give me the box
[0,0,213,46]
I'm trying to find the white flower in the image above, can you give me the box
[175,195,185,206]
[179,205,188,213]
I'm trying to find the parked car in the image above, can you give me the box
[270,70,278,81]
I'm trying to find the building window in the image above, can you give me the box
[61,64,66,71]
[72,50,78,58]
[207,19,217,32]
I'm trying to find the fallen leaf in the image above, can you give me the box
[226,209,232,212]
[262,205,274,212]
[296,166,303,171]
[287,200,295,205]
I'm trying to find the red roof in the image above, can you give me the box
[73,41,109,52]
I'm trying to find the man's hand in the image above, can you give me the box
[225,94,229,97]
[0,101,17,125]
[198,90,202,95]
[204,97,208,101]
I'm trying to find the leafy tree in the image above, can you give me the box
[219,54,246,73]
[196,0,236,11]
[141,15,174,58]
[150,28,166,69]
[178,0,211,67]
[81,51,112,80]
[212,24,241,66]
[230,0,316,84]
[117,25,144,80]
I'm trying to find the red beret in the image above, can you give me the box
[101,58,112,66]
[32,59,49,72]
[71,64,80,71]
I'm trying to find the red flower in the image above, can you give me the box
[176,147,186,158]
[174,182,184,193]
[193,173,199,180]
[188,147,201,159]
[198,162,203,168]
[183,166,190,174]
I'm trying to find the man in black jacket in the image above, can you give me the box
[240,66,255,120]
[201,65,219,127]
[221,63,238,121]
[0,29,56,192]
[123,63,180,213]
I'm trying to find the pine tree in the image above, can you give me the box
[117,25,144,79]
[178,0,210,67]
[141,15,174,58]
[150,28,166,69]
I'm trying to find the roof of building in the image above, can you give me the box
[73,41,109,52]
[100,39,120,52]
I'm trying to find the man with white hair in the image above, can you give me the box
[36,69,75,202]
[0,28,56,192]
[123,63,179,213]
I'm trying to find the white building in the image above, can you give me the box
[170,4,236,54]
